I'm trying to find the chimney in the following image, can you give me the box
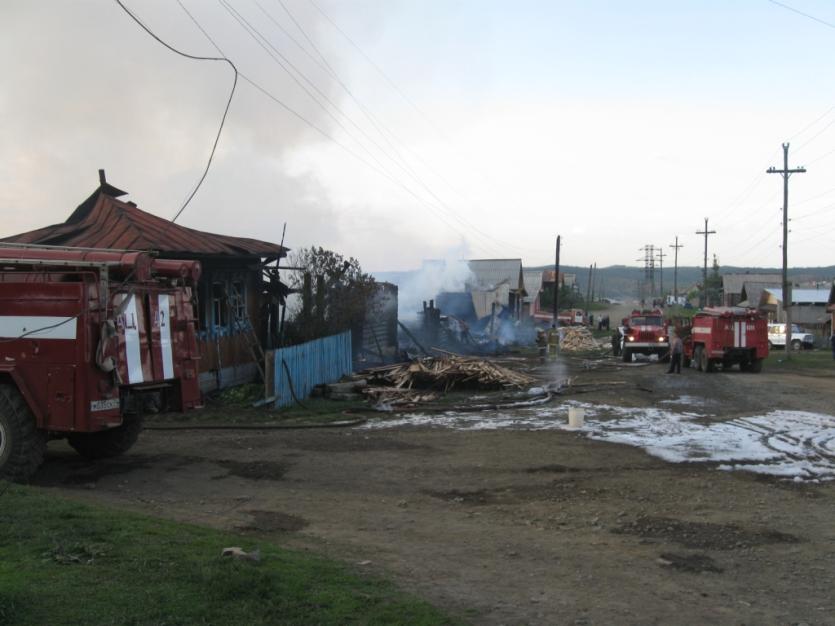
[98,169,107,186]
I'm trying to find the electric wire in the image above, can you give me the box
[175,1,508,257]
[269,0,528,255]
[225,0,519,256]
[219,0,508,257]
[113,0,237,224]
[767,0,835,30]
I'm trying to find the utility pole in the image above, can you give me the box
[670,236,683,303]
[656,248,666,298]
[590,262,597,303]
[696,218,716,307]
[552,235,561,327]
[638,245,656,304]
[767,143,806,360]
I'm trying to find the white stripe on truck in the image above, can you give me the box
[158,294,174,380]
[122,294,144,384]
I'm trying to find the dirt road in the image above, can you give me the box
[32,356,835,625]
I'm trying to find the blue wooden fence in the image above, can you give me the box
[274,331,353,408]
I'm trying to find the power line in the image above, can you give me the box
[218,0,517,256]
[113,0,237,223]
[267,0,528,255]
[766,0,835,30]
[174,0,507,257]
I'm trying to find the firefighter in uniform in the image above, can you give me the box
[547,324,560,360]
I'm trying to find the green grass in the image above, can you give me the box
[149,384,373,426]
[0,485,456,626]
[765,348,835,372]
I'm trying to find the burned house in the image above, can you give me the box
[2,173,287,392]
[466,259,527,320]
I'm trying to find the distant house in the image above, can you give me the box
[826,281,835,337]
[759,287,831,337]
[522,269,544,317]
[2,173,288,391]
[466,259,527,319]
[722,273,781,307]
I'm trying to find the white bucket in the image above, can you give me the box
[568,406,585,429]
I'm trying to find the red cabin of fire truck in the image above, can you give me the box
[621,309,669,362]
[682,307,768,373]
[0,244,202,481]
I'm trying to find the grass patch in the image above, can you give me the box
[765,349,835,372]
[0,484,456,626]
[148,386,373,426]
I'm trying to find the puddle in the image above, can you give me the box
[361,402,835,481]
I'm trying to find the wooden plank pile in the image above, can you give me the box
[364,356,535,391]
[560,326,600,352]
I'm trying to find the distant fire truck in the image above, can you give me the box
[682,307,768,373]
[621,309,669,362]
[0,245,202,481]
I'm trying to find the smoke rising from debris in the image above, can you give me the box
[396,257,474,320]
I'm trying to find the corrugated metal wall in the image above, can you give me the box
[273,331,352,408]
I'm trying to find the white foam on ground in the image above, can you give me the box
[360,402,835,481]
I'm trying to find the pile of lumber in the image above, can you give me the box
[560,326,600,352]
[365,356,535,391]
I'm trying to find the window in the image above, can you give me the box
[230,280,247,324]
[211,282,228,329]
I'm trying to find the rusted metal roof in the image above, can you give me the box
[3,184,287,259]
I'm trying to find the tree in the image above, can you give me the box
[704,254,722,307]
[283,247,376,345]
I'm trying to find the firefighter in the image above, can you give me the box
[611,328,622,357]
[536,328,547,361]
[547,324,560,360]
[667,331,683,374]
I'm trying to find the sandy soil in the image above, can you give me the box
[31,354,835,625]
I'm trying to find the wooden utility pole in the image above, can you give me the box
[670,236,683,302]
[552,235,561,327]
[590,262,597,303]
[696,218,716,307]
[656,248,666,298]
[767,143,806,359]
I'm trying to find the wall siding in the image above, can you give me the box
[274,331,352,408]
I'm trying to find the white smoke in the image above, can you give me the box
[395,257,474,320]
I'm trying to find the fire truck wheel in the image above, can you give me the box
[0,384,47,481]
[622,348,632,363]
[67,416,143,460]
[701,349,715,373]
[749,358,764,373]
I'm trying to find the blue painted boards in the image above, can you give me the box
[274,331,352,408]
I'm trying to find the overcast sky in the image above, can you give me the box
[2,0,835,271]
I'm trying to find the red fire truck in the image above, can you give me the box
[621,309,669,362]
[0,245,202,481]
[682,307,768,373]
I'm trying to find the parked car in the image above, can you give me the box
[767,323,815,350]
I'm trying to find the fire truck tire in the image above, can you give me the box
[694,346,704,371]
[622,348,632,363]
[701,348,715,373]
[749,358,764,373]
[0,384,47,481]
[67,416,143,460]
